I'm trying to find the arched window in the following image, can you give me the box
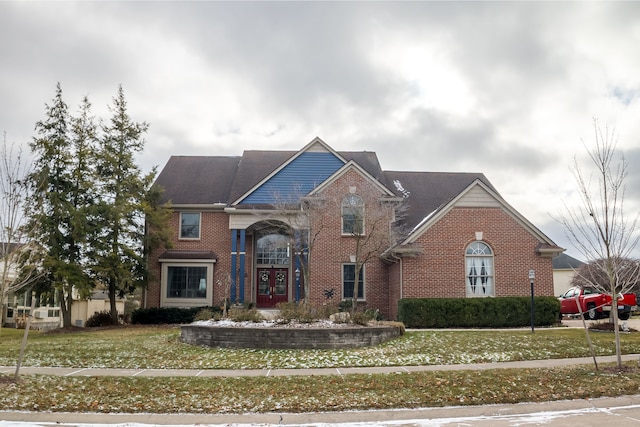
[465,241,494,297]
[256,233,290,265]
[342,194,364,234]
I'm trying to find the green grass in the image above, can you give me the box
[2,325,640,369]
[2,325,640,414]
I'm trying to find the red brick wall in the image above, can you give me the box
[146,195,555,322]
[400,207,554,301]
[305,169,393,316]
[146,210,235,308]
[387,261,402,320]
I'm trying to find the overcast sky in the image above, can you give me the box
[2,1,640,260]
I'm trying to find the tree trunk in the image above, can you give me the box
[109,284,118,325]
[57,287,73,328]
[574,293,598,371]
[611,291,623,369]
[15,291,36,380]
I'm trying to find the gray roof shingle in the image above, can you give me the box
[153,149,496,231]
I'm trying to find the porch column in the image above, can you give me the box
[294,229,307,303]
[238,229,246,304]
[230,229,238,303]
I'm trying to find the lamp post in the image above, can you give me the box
[529,269,535,333]
[295,268,300,302]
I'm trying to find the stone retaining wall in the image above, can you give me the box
[180,324,403,349]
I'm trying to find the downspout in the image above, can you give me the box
[399,257,403,300]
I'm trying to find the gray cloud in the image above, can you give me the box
[2,1,640,256]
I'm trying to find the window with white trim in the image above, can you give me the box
[342,264,365,300]
[465,241,494,297]
[167,266,208,299]
[342,194,364,235]
[180,212,201,239]
[256,233,290,265]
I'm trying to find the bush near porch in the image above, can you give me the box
[131,306,221,324]
[398,297,560,328]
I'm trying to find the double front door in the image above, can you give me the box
[256,268,288,308]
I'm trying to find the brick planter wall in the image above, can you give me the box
[180,324,403,349]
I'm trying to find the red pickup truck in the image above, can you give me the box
[559,286,637,320]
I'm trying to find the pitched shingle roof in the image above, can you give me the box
[383,171,496,231]
[155,150,388,206]
[553,253,584,269]
[155,156,241,205]
[153,149,495,232]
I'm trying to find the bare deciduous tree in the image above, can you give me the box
[0,133,32,335]
[338,184,400,315]
[559,119,640,368]
[256,187,328,306]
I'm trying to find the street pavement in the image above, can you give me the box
[3,318,640,426]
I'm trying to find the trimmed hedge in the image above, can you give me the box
[131,306,221,325]
[398,297,560,328]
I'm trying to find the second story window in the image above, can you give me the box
[342,194,364,235]
[180,212,201,239]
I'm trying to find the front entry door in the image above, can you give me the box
[256,268,288,308]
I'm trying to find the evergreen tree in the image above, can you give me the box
[26,83,95,327]
[94,85,155,324]
[68,95,100,299]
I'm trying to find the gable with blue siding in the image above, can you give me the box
[240,151,345,204]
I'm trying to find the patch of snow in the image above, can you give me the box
[191,319,357,329]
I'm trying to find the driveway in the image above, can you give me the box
[561,316,640,329]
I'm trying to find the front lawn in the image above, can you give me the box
[2,325,640,414]
[3,365,640,414]
[1,325,639,369]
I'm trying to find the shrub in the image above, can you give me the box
[85,310,118,327]
[228,307,263,322]
[314,303,340,319]
[398,297,560,328]
[338,299,353,312]
[131,307,221,324]
[351,311,372,326]
[364,308,383,321]
[194,308,216,321]
[276,302,317,323]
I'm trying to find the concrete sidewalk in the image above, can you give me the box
[2,353,640,378]
[2,392,640,426]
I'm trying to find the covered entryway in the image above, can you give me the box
[256,268,289,308]
[254,227,292,308]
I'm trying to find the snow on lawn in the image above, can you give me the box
[0,326,620,370]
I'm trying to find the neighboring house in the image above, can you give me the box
[2,243,125,330]
[3,289,125,330]
[552,253,584,296]
[1,242,23,327]
[70,290,126,327]
[145,138,564,320]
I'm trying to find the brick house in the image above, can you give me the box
[144,137,563,320]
